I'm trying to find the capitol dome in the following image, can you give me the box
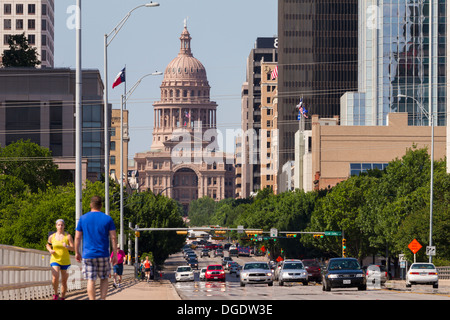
[163,26,208,82]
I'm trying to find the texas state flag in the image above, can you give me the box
[112,68,125,89]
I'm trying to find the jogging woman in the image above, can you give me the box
[46,219,74,300]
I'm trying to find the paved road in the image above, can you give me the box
[166,250,450,301]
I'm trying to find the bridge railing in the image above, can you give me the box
[0,244,135,300]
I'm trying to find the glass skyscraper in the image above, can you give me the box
[341,0,446,127]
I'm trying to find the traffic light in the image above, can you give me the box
[286,234,297,238]
[313,234,324,239]
[342,238,347,257]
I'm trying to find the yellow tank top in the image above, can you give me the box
[49,232,71,266]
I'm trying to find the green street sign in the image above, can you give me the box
[324,231,342,236]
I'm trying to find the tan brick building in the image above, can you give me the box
[310,113,447,190]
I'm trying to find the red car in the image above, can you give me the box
[302,259,322,283]
[205,264,226,281]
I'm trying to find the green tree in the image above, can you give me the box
[2,33,41,67]
[188,196,217,226]
[125,191,186,267]
[0,139,60,192]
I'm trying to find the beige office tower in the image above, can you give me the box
[0,0,54,67]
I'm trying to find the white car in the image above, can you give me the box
[406,263,439,288]
[175,266,194,282]
[199,268,207,281]
[240,262,273,287]
[278,259,308,286]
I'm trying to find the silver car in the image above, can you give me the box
[406,263,439,288]
[278,260,308,286]
[240,262,273,287]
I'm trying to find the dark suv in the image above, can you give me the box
[322,258,366,291]
[302,259,322,283]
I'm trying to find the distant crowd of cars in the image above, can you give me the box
[176,243,441,290]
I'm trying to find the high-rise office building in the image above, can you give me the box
[341,0,447,128]
[240,37,278,197]
[277,0,359,173]
[0,0,54,67]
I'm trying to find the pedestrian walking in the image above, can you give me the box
[46,219,74,300]
[144,256,152,282]
[112,244,126,288]
[75,196,118,300]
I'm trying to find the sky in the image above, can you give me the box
[54,0,278,159]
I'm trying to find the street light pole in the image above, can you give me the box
[103,2,160,216]
[397,94,434,263]
[119,72,162,249]
[75,0,82,228]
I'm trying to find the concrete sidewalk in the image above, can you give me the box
[65,279,181,300]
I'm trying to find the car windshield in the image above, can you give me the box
[328,259,361,271]
[283,263,304,270]
[208,265,223,271]
[302,260,319,267]
[411,264,435,270]
[177,267,191,272]
[244,263,269,270]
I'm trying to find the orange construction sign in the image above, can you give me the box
[408,239,422,254]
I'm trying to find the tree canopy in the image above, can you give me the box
[2,33,41,67]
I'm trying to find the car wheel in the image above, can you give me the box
[279,280,284,286]
[433,282,438,289]
[358,284,367,291]
[240,282,245,287]
[303,281,308,286]
[323,280,331,292]
[268,282,273,286]
[406,282,411,288]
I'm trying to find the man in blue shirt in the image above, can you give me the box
[75,196,118,300]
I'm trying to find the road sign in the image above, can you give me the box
[399,254,406,262]
[426,246,436,256]
[408,239,422,254]
[237,225,244,234]
[324,231,342,236]
[270,228,278,238]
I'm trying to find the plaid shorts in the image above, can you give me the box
[82,257,111,280]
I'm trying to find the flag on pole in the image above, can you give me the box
[112,68,126,89]
[271,66,278,80]
[296,98,303,110]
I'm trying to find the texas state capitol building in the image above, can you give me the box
[134,26,235,212]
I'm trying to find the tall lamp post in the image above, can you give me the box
[119,72,163,249]
[103,2,159,216]
[75,0,82,228]
[397,94,434,263]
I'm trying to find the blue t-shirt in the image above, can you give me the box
[76,211,116,259]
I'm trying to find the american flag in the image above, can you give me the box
[271,66,278,80]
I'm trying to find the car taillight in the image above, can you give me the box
[410,272,419,275]
[428,272,437,275]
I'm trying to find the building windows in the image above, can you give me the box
[28,34,35,45]
[28,19,35,30]
[28,4,36,14]
[16,19,24,30]
[350,163,388,176]
[4,19,11,30]
[16,4,23,14]
[4,4,12,14]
